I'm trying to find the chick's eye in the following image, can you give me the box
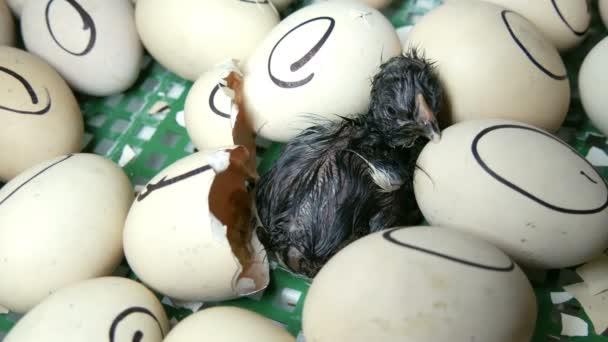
[386,106,396,115]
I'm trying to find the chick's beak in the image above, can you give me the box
[415,93,441,143]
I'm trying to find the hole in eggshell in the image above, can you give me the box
[207,69,269,296]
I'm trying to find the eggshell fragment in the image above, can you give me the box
[303,226,537,342]
[6,0,24,17]
[0,153,133,313]
[3,277,169,342]
[579,37,608,137]
[0,46,83,182]
[405,0,570,132]
[163,307,295,342]
[21,0,143,96]
[135,0,279,81]
[123,147,268,303]
[414,119,608,269]
[243,1,401,142]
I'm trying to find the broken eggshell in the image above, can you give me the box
[123,146,268,303]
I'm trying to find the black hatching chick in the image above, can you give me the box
[255,49,443,278]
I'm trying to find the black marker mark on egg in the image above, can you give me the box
[45,0,97,56]
[268,17,335,88]
[580,170,598,184]
[137,164,212,201]
[501,10,567,81]
[109,307,164,342]
[0,154,73,206]
[382,227,515,272]
[209,84,231,119]
[471,124,608,214]
[551,0,590,36]
[0,66,51,115]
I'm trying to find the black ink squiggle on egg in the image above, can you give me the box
[268,17,335,88]
[383,227,515,272]
[551,0,590,36]
[209,84,231,119]
[45,0,97,56]
[0,66,51,115]
[137,164,212,201]
[501,10,567,81]
[109,306,164,342]
[471,124,608,214]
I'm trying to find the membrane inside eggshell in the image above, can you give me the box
[207,69,267,296]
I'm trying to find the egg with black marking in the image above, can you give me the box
[135,0,279,81]
[0,153,133,313]
[21,0,143,96]
[3,277,169,342]
[243,1,402,142]
[448,0,590,51]
[406,0,570,132]
[123,147,269,303]
[303,226,537,342]
[0,46,83,182]
[414,119,608,269]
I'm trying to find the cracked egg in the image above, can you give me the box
[123,146,269,302]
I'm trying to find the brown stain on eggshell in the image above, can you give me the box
[207,70,268,296]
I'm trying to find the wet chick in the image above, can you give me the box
[255,49,443,278]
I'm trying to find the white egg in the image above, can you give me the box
[123,147,269,303]
[0,153,133,313]
[0,46,83,182]
[21,0,143,96]
[449,0,591,51]
[6,0,24,17]
[579,37,608,137]
[405,0,570,132]
[135,0,279,81]
[414,119,608,269]
[0,0,14,46]
[3,277,169,342]
[243,1,401,142]
[601,0,608,29]
[184,61,241,151]
[303,226,537,342]
[164,306,295,342]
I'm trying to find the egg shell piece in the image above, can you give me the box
[6,0,24,17]
[135,0,279,81]
[184,60,241,151]
[600,0,608,29]
[303,226,537,342]
[0,46,83,182]
[0,0,14,45]
[163,306,295,342]
[21,0,143,96]
[405,0,570,132]
[450,0,591,51]
[579,36,608,137]
[123,148,269,302]
[0,153,133,313]
[243,1,402,142]
[3,277,169,342]
[413,119,608,269]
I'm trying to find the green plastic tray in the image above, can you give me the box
[1,0,608,340]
